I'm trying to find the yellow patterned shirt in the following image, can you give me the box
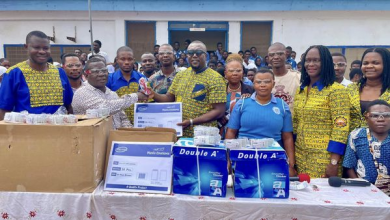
[106,70,147,123]
[347,83,390,132]
[0,61,73,113]
[168,67,226,137]
[293,81,350,178]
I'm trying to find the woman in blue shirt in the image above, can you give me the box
[226,68,296,176]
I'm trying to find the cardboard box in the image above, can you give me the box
[104,127,177,177]
[0,117,112,193]
[172,138,228,197]
[230,142,290,198]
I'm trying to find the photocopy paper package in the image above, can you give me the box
[172,138,228,197]
[229,142,289,199]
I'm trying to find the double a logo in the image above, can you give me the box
[179,148,218,157]
[115,146,128,153]
[237,152,277,159]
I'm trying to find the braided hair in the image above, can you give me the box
[300,45,335,92]
[359,48,390,94]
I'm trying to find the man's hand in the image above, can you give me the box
[136,92,149,102]
[177,120,191,129]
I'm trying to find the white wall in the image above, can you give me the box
[1,10,389,61]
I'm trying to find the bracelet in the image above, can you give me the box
[190,119,193,126]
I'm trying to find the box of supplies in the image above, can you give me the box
[172,138,228,197]
[229,142,290,198]
[0,117,112,192]
[104,127,177,194]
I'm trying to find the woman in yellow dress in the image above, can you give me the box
[293,45,350,178]
[348,48,390,132]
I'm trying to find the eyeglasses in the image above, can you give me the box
[187,50,205,57]
[158,51,174,56]
[227,69,243,73]
[65,63,82,68]
[305,59,321,64]
[268,52,285,57]
[254,80,273,85]
[366,112,390,120]
[333,62,347,68]
[87,68,108,76]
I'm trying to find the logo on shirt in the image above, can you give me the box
[334,117,347,127]
[274,85,292,105]
[273,107,281,115]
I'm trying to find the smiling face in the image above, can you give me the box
[304,48,321,82]
[187,42,207,71]
[332,55,347,82]
[225,60,243,85]
[268,44,286,68]
[86,61,108,91]
[362,52,383,81]
[158,45,175,67]
[365,104,390,134]
[26,35,51,66]
[141,54,156,74]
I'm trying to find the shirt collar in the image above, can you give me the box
[300,80,325,92]
[114,69,141,82]
[85,81,109,94]
[194,66,208,74]
[250,92,277,104]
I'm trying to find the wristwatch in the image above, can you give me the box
[330,159,339,165]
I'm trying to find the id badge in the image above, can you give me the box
[375,174,390,196]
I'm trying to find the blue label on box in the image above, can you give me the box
[172,138,228,197]
[230,144,289,199]
[112,143,171,158]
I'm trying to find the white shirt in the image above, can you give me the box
[72,82,138,129]
[341,77,353,87]
[87,51,110,63]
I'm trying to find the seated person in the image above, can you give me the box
[343,100,390,195]
[226,68,296,176]
[72,58,148,129]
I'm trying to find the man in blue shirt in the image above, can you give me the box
[285,46,297,70]
[249,47,263,62]
[0,30,73,120]
[106,46,147,123]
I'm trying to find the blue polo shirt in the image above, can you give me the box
[227,93,293,141]
[106,69,146,92]
[0,61,73,114]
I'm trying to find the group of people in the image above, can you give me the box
[0,30,389,195]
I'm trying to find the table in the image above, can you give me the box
[1,179,389,220]
[92,179,390,220]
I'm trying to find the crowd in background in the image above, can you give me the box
[0,30,388,196]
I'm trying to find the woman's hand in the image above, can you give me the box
[325,163,339,177]
[289,166,297,177]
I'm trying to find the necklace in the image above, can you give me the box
[228,83,241,92]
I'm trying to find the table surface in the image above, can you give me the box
[1,179,389,220]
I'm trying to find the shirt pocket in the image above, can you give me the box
[191,83,207,102]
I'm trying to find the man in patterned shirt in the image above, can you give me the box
[153,41,226,137]
[149,44,179,95]
[72,58,148,129]
[0,30,73,120]
[106,46,147,123]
